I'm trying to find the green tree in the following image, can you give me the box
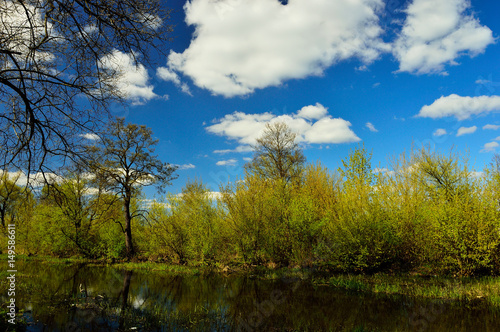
[0,171,23,229]
[413,146,471,202]
[245,122,306,184]
[338,144,375,189]
[41,164,118,257]
[87,118,177,258]
[0,170,36,255]
[147,180,222,264]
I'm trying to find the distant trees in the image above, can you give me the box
[221,122,308,265]
[338,144,375,188]
[245,122,306,184]
[413,147,471,202]
[0,0,172,175]
[2,132,500,276]
[40,164,118,257]
[87,118,177,258]
[147,180,223,264]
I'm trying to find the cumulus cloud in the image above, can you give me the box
[0,170,63,187]
[417,95,500,120]
[160,0,389,97]
[393,0,494,75]
[469,171,484,178]
[176,163,196,170]
[214,146,254,154]
[433,128,447,136]
[297,103,329,120]
[157,66,192,95]
[80,133,100,140]
[456,126,477,137]
[481,141,499,153]
[365,122,378,132]
[483,124,500,130]
[99,50,158,105]
[206,103,360,152]
[1,1,56,63]
[373,167,395,176]
[216,159,238,166]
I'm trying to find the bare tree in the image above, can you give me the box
[87,118,177,258]
[245,122,306,184]
[0,0,172,176]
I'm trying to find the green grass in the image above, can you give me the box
[112,261,202,275]
[312,273,500,306]
[5,254,500,306]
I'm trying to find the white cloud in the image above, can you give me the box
[417,95,500,120]
[176,164,196,170]
[297,103,328,120]
[456,126,477,137]
[99,50,157,105]
[476,79,492,85]
[0,170,63,187]
[176,191,222,201]
[206,103,360,152]
[481,141,499,153]
[483,124,500,130]
[365,122,378,132]
[433,128,447,136]
[207,191,222,200]
[216,159,238,166]
[80,133,100,140]
[1,1,56,64]
[161,0,389,97]
[393,0,494,75]
[373,167,396,176]
[469,171,484,178]
[214,146,254,154]
[157,66,192,95]
[304,118,360,144]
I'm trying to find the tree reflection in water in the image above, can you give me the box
[1,261,500,331]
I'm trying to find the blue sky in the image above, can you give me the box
[109,0,500,197]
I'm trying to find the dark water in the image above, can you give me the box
[2,261,499,331]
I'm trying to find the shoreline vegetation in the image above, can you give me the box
[2,123,500,310]
[4,254,500,308]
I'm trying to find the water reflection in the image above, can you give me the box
[1,261,499,331]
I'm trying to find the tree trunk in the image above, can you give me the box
[123,194,135,258]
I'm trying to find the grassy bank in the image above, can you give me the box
[246,265,500,306]
[6,254,500,307]
[313,274,500,306]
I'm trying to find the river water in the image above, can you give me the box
[2,261,499,331]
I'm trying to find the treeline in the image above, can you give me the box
[2,121,500,277]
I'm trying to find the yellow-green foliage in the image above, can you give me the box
[220,172,286,264]
[139,145,500,276]
[4,143,500,276]
[322,146,401,272]
[145,180,224,265]
[287,163,336,265]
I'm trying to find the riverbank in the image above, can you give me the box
[4,254,500,308]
